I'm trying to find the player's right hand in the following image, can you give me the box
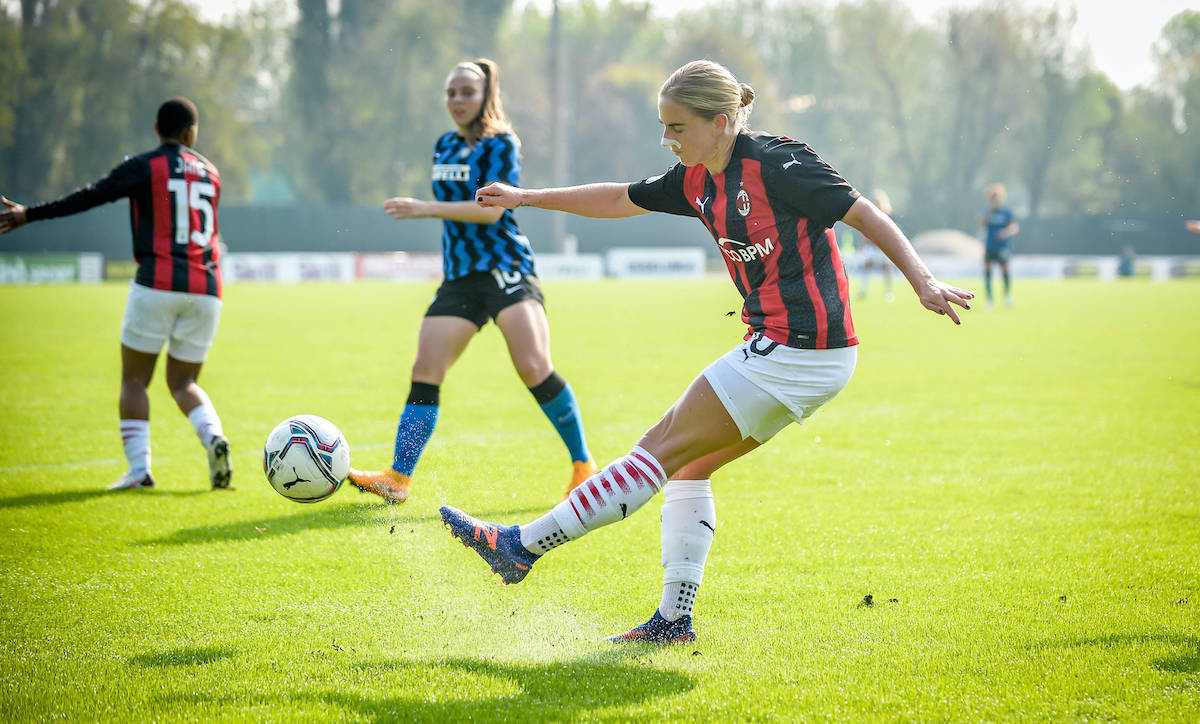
[0,196,28,234]
[475,182,524,210]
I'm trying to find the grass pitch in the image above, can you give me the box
[0,278,1197,721]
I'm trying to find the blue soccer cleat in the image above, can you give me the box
[606,610,697,644]
[440,505,540,585]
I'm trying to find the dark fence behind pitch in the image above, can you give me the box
[6,203,1198,259]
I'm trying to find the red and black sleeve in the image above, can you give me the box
[24,156,147,222]
[627,163,696,218]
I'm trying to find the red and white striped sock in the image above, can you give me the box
[520,446,667,553]
[120,419,151,479]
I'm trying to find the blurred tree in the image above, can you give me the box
[1,0,279,203]
[1150,10,1200,213]
[935,5,1033,228]
[283,0,512,202]
[495,0,666,188]
[830,0,938,221]
[1009,5,1086,220]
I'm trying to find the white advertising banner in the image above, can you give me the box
[606,247,707,278]
[224,253,356,283]
[354,252,444,281]
[534,253,605,279]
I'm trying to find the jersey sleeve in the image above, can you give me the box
[627,163,696,217]
[24,156,146,222]
[766,143,860,229]
[481,134,521,187]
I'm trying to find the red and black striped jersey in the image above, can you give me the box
[628,131,859,349]
[25,143,222,297]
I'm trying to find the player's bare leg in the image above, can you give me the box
[111,345,157,490]
[166,356,230,489]
[1000,260,1012,307]
[496,299,596,498]
[984,259,996,308]
[347,316,476,504]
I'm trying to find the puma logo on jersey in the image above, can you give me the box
[782,153,802,170]
[719,236,775,262]
[432,164,470,182]
[696,196,710,214]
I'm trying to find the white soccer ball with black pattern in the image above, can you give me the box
[262,415,350,503]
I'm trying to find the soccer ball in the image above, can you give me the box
[262,415,350,503]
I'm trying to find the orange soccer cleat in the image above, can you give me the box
[345,467,411,504]
[564,458,598,500]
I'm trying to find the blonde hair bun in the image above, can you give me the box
[661,60,755,131]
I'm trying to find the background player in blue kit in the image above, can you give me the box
[0,98,232,492]
[980,183,1019,308]
[440,60,973,643]
[347,58,596,504]
[856,189,896,302]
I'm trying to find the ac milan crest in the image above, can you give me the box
[736,188,751,217]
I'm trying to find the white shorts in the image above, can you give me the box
[703,335,857,443]
[121,282,222,363]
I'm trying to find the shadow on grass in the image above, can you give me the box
[1037,633,1200,674]
[133,504,546,546]
[0,488,213,509]
[130,645,238,668]
[134,504,379,546]
[156,651,694,720]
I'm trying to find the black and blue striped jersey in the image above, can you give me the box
[432,131,536,280]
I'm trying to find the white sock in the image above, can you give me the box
[186,402,224,448]
[120,419,151,479]
[519,446,667,553]
[520,513,570,555]
[658,479,715,621]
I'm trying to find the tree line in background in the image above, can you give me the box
[2,0,1197,234]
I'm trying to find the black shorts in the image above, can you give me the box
[985,245,1012,264]
[425,269,545,328]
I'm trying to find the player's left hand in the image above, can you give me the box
[383,197,427,220]
[0,196,28,234]
[916,278,974,325]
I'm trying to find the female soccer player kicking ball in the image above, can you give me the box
[440,60,973,643]
[346,58,596,504]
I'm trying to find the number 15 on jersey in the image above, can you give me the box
[166,178,216,248]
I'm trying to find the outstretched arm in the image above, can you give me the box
[841,196,974,324]
[0,197,28,235]
[475,182,649,219]
[383,197,505,224]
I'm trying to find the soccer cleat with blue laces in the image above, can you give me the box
[606,611,697,644]
[440,505,540,585]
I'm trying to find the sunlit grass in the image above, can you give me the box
[0,278,1196,721]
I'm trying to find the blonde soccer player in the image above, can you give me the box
[438,60,973,643]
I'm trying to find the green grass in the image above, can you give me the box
[0,278,1197,722]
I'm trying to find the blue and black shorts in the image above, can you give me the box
[425,269,545,328]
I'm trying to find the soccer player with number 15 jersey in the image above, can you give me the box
[0,98,232,492]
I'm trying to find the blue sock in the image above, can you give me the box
[392,382,439,476]
[529,372,590,464]
[985,270,993,300]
